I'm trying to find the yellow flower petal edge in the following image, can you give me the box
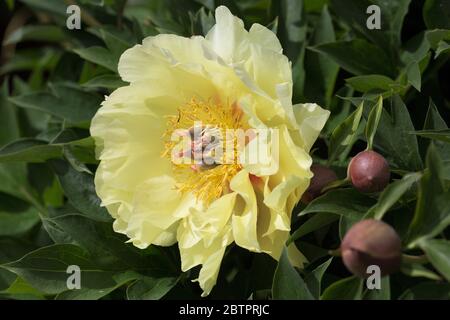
[90,5,330,296]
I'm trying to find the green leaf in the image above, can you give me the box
[9,84,102,127]
[338,214,360,239]
[0,139,62,163]
[365,96,383,150]
[328,101,364,163]
[98,28,132,58]
[310,39,395,77]
[421,100,450,159]
[363,276,390,300]
[42,212,177,281]
[0,270,16,293]
[0,81,29,199]
[289,213,338,244]
[324,86,353,135]
[1,244,142,295]
[276,0,307,100]
[331,0,411,58]
[0,135,95,164]
[272,248,314,300]
[402,31,432,65]
[411,129,450,143]
[304,257,333,298]
[81,74,126,89]
[321,276,363,300]
[74,47,118,72]
[345,75,397,93]
[334,0,413,80]
[426,29,450,49]
[0,277,45,300]
[193,0,215,10]
[0,48,60,75]
[401,263,442,281]
[19,0,67,16]
[304,0,328,12]
[126,276,180,300]
[303,5,339,106]
[0,238,36,265]
[276,0,307,63]
[0,81,20,145]
[368,95,423,171]
[49,160,111,222]
[0,163,29,200]
[3,25,65,45]
[423,0,450,29]
[419,239,450,282]
[435,40,450,58]
[0,208,40,237]
[63,146,92,175]
[407,144,449,246]
[365,172,422,220]
[56,271,139,300]
[193,7,215,36]
[300,188,376,220]
[424,100,448,130]
[406,61,421,91]
[399,282,450,299]
[42,214,154,269]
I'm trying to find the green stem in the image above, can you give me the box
[402,254,428,265]
[321,177,350,193]
[329,248,342,257]
[117,0,128,29]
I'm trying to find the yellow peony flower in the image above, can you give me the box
[90,6,330,296]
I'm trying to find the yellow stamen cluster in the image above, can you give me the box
[162,98,247,204]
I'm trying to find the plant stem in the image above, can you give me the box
[321,177,350,193]
[329,248,342,257]
[402,254,428,265]
[117,0,128,29]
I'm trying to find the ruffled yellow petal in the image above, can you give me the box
[206,6,297,127]
[181,227,233,297]
[292,103,331,152]
[229,170,261,252]
[177,193,236,249]
[177,194,236,296]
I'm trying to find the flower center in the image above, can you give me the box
[162,98,248,204]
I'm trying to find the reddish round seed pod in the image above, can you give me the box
[348,150,390,193]
[302,164,338,203]
[341,219,402,278]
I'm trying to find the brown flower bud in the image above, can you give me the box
[341,219,402,277]
[348,150,390,193]
[302,164,338,203]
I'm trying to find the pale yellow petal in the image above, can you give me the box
[178,226,233,296]
[205,6,247,64]
[248,23,283,53]
[178,193,236,249]
[229,170,261,252]
[292,103,331,152]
